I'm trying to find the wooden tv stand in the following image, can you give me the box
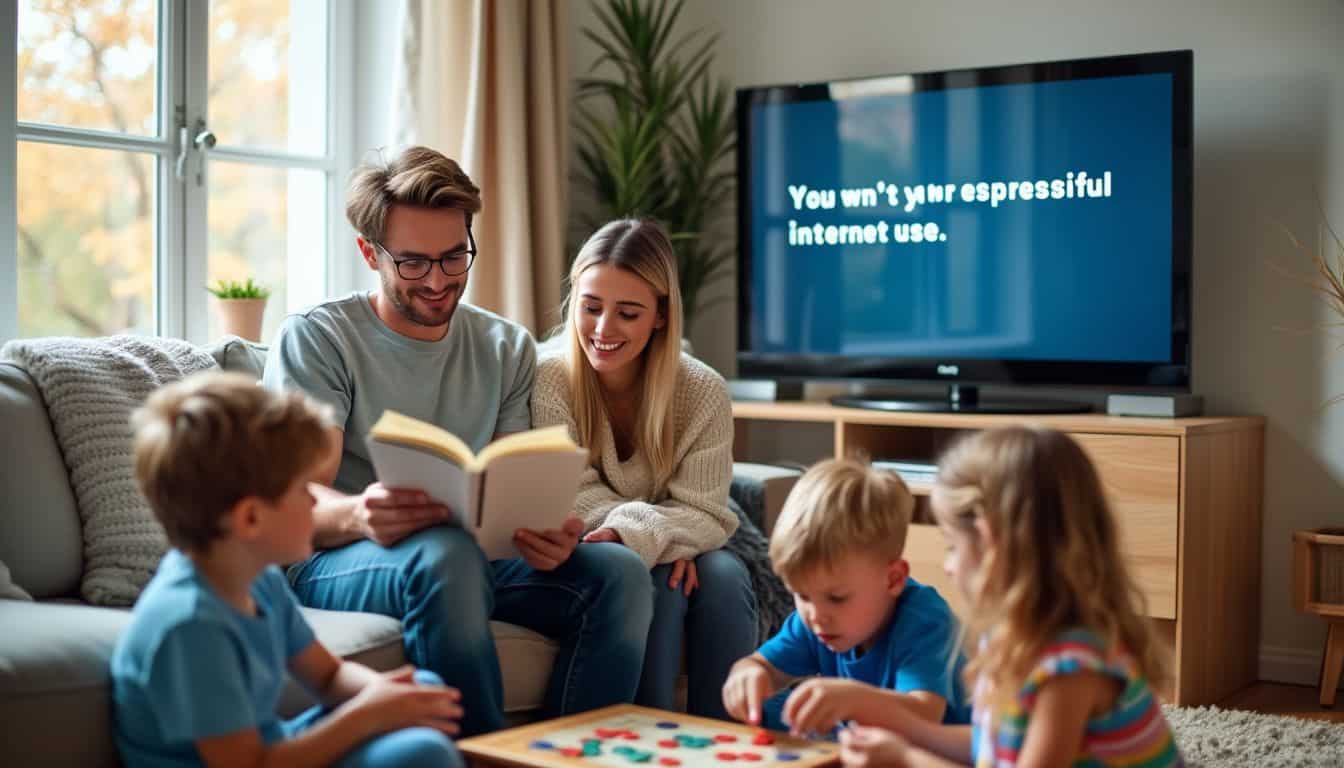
[732,401,1264,706]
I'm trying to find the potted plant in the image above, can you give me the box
[573,0,736,336]
[208,278,271,342]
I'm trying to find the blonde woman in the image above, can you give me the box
[532,219,757,718]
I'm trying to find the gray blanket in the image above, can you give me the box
[1,336,218,605]
[724,496,793,644]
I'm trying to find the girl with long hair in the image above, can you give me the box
[531,219,757,718]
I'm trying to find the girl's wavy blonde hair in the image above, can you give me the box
[561,219,683,493]
[931,426,1170,712]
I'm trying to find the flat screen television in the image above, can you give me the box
[736,50,1192,413]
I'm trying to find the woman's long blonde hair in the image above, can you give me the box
[562,219,684,493]
[931,426,1170,711]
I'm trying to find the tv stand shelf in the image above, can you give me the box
[732,401,1264,706]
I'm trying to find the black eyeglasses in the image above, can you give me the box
[373,227,477,279]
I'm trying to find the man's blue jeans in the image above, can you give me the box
[287,526,653,736]
[636,548,757,719]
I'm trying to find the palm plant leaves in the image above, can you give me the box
[574,0,736,334]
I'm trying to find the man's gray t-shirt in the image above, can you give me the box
[262,292,536,495]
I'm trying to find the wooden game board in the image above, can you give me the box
[458,705,839,768]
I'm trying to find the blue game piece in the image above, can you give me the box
[777,752,800,762]
[657,721,679,729]
[530,740,554,750]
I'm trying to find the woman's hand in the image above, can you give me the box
[668,558,699,596]
[840,725,914,768]
[583,527,624,545]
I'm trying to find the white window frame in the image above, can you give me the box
[2,0,353,345]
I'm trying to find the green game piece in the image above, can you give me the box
[627,750,653,763]
[614,746,635,756]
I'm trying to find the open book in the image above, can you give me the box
[365,410,588,559]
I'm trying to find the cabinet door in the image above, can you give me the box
[1073,434,1180,619]
[904,434,1179,620]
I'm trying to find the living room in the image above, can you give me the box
[3,0,1344,766]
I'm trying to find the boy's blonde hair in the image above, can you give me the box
[931,426,1171,710]
[769,458,915,580]
[345,145,482,242]
[561,219,684,495]
[131,372,332,552]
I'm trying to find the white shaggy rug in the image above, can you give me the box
[1166,706,1344,766]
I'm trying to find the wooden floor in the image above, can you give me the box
[1218,682,1344,723]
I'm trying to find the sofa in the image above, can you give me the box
[0,336,802,767]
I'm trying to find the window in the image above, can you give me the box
[7,0,348,344]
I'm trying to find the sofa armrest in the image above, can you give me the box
[730,462,802,537]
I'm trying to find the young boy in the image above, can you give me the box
[111,371,464,768]
[722,458,970,736]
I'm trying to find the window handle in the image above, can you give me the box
[193,128,217,150]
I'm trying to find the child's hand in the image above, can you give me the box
[345,665,463,737]
[839,725,914,768]
[782,678,869,736]
[722,658,774,725]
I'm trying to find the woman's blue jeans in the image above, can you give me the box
[635,548,758,719]
[287,526,654,736]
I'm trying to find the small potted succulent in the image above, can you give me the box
[208,278,271,342]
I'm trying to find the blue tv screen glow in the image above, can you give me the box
[736,51,1192,389]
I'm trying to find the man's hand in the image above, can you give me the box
[722,657,775,725]
[582,527,623,545]
[346,483,453,547]
[839,725,914,768]
[783,678,872,736]
[514,516,584,571]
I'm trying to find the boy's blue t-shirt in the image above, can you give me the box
[759,577,972,724]
[110,550,316,767]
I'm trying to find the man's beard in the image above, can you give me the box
[382,272,462,328]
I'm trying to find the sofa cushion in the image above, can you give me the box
[0,599,558,767]
[0,362,83,599]
[208,335,268,379]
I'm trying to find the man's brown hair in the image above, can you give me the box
[131,371,332,552]
[346,145,483,242]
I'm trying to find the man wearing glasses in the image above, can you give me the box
[262,146,653,736]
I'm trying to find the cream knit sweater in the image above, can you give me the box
[531,352,739,569]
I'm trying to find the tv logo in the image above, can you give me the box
[937,364,959,376]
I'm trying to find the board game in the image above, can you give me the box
[458,705,839,768]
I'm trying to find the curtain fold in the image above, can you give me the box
[396,0,568,334]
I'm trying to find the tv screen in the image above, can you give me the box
[736,50,1192,393]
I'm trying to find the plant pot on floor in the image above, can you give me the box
[215,297,267,342]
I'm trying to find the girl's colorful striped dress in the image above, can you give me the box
[972,629,1183,767]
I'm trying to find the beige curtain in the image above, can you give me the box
[395,0,568,334]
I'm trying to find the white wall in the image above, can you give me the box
[569,0,1344,685]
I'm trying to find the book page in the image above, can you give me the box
[473,448,588,560]
[470,425,579,472]
[369,410,475,467]
[365,438,473,528]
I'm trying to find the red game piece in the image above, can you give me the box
[715,752,738,761]
[561,747,584,757]
[596,728,622,739]
[714,734,738,743]
[751,730,774,746]
[659,760,681,767]
[620,732,640,740]
[741,754,762,762]
[658,740,679,748]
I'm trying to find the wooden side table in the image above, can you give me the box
[1292,528,1344,706]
